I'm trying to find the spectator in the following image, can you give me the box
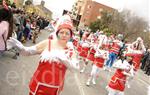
[0,7,13,56]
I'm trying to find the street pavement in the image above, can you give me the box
[0,30,149,95]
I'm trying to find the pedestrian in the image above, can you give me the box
[144,50,150,76]
[141,48,149,70]
[7,15,79,95]
[23,19,31,42]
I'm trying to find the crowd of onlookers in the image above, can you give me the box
[13,8,50,43]
[0,5,52,58]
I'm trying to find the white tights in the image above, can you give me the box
[107,87,124,95]
[87,64,99,83]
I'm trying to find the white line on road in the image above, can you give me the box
[74,73,86,95]
[137,78,149,87]
[148,86,150,95]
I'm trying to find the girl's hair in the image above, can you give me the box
[0,7,13,39]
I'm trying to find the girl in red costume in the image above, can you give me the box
[123,37,146,88]
[79,31,90,73]
[86,46,109,86]
[8,15,79,95]
[129,37,145,71]
[106,56,134,95]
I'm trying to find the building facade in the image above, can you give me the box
[24,0,52,19]
[14,0,24,8]
[72,0,115,27]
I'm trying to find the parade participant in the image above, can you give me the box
[86,32,97,62]
[130,37,145,71]
[86,46,109,86]
[105,34,123,71]
[72,35,79,48]
[78,31,90,73]
[97,31,108,48]
[121,37,146,88]
[86,42,97,63]
[106,56,134,95]
[0,6,13,56]
[80,32,99,73]
[7,15,79,95]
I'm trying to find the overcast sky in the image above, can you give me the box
[32,0,149,22]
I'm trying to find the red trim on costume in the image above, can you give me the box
[108,69,127,91]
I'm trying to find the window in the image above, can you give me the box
[97,16,101,19]
[83,19,86,22]
[88,5,91,9]
[86,11,89,14]
[79,0,83,2]
[99,8,103,12]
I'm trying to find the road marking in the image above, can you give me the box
[74,73,85,95]
[137,78,149,87]
[148,86,150,95]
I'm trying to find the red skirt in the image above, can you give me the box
[108,70,126,91]
[29,61,67,95]
[79,47,90,58]
[29,85,60,95]
[94,57,105,68]
[87,49,96,62]
[77,45,82,53]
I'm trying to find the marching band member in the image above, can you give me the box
[125,37,145,71]
[123,37,146,88]
[86,33,98,63]
[80,33,99,73]
[7,15,79,95]
[130,37,145,71]
[86,46,109,86]
[97,31,108,48]
[79,32,91,73]
[106,55,134,95]
[105,34,123,71]
[72,35,79,48]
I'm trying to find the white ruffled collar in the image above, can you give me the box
[40,49,70,63]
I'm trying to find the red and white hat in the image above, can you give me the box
[55,15,73,37]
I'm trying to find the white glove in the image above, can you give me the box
[94,52,99,57]
[65,58,80,73]
[7,37,24,50]
[113,60,130,70]
[69,58,80,70]
[130,65,135,77]
[95,51,103,58]
[7,37,37,55]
